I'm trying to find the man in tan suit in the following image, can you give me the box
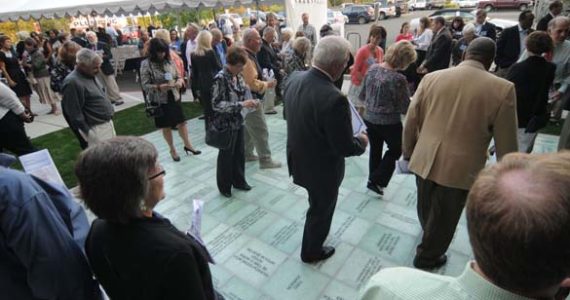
[403,37,518,270]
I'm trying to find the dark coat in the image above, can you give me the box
[88,41,114,75]
[284,68,366,189]
[190,50,222,100]
[506,56,556,128]
[258,40,281,73]
[478,22,497,41]
[536,13,554,31]
[423,27,452,72]
[495,25,534,69]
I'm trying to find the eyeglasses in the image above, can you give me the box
[148,169,166,180]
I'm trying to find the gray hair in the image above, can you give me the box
[76,48,102,66]
[548,16,570,30]
[186,23,199,32]
[463,23,476,36]
[75,136,158,223]
[292,37,311,54]
[85,31,97,41]
[263,26,276,38]
[312,36,351,70]
[242,28,259,44]
[281,27,294,40]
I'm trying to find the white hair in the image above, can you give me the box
[242,28,259,44]
[85,31,97,40]
[312,36,351,70]
[263,26,276,38]
[76,48,102,66]
[281,27,294,40]
[463,23,476,36]
[292,37,311,54]
[548,16,570,30]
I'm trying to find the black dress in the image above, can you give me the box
[154,91,186,129]
[0,50,32,97]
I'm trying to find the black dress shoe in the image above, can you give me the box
[234,184,252,191]
[367,182,384,195]
[220,191,232,198]
[413,254,448,270]
[301,246,335,263]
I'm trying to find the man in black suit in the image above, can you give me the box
[258,27,282,114]
[284,36,368,263]
[537,0,563,31]
[418,16,452,74]
[495,10,535,77]
[474,9,497,41]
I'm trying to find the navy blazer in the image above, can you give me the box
[424,27,452,72]
[478,22,497,41]
[495,25,534,69]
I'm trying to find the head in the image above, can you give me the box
[57,32,70,44]
[462,23,477,41]
[58,41,82,67]
[463,37,496,70]
[49,29,58,39]
[211,28,223,46]
[519,10,535,30]
[194,30,213,56]
[0,36,11,50]
[147,38,170,63]
[76,137,164,223]
[85,31,98,45]
[466,151,570,298]
[75,48,102,77]
[263,26,276,43]
[281,27,294,42]
[302,12,309,25]
[548,16,570,44]
[141,31,150,42]
[452,16,464,29]
[312,36,351,81]
[242,28,262,53]
[295,31,305,38]
[367,24,387,46]
[185,23,199,41]
[400,22,410,34]
[30,31,40,42]
[320,24,334,38]
[16,31,30,42]
[432,16,446,32]
[266,12,278,27]
[24,37,37,52]
[419,17,431,30]
[475,9,487,24]
[169,29,179,42]
[292,36,311,57]
[550,0,564,16]
[70,28,77,37]
[384,41,417,70]
[225,46,248,75]
[526,31,554,55]
[154,29,171,44]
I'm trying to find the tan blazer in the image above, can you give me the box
[403,60,518,190]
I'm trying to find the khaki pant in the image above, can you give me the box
[97,73,122,102]
[264,87,276,113]
[517,128,538,153]
[81,121,116,147]
[244,104,272,159]
[559,112,570,150]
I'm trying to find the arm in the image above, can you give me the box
[402,79,425,159]
[494,28,510,67]
[140,60,158,92]
[557,55,570,94]
[397,76,411,114]
[0,83,26,115]
[493,85,518,159]
[352,48,367,83]
[242,58,267,94]
[61,81,89,134]
[487,23,497,41]
[323,94,366,157]
[0,55,15,86]
[423,35,452,72]
[159,251,208,300]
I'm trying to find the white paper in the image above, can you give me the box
[187,199,215,263]
[19,149,65,187]
[395,158,411,175]
[349,99,367,136]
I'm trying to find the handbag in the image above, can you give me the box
[143,61,163,118]
[205,122,233,150]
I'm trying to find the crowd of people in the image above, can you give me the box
[1,5,570,300]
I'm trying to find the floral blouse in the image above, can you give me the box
[51,61,73,93]
[211,67,250,130]
[140,58,182,104]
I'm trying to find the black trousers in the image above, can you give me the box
[365,121,402,188]
[415,176,468,261]
[301,184,339,257]
[216,126,247,194]
[0,111,37,155]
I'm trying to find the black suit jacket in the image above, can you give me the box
[537,13,553,31]
[495,25,533,69]
[479,22,497,41]
[506,56,555,128]
[88,42,114,75]
[258,40,281,73]
[424,27,452,72]
[190,50,222,100]
[284,68,366,189]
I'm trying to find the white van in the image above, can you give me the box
[408,0,427,10]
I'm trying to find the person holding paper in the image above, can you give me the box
[76,136,220,300]
[211,46,258,198]
[284,36,368,263]
[359,41,416,196]
[0,82,36,155]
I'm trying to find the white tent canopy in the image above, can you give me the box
[0,0,254,21]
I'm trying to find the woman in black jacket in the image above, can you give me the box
[191,30,222,123]
[507,31,556,153]
[77,136,221,300]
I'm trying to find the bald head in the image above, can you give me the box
[464,37,496,69]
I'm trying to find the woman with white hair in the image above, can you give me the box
[191,30,222,122]
[452,23,477,66]
[280,27,294,56]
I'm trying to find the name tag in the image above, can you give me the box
[459,45,467,51]
[480,31,487,36]
[164,72,173,81]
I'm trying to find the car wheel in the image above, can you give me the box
[427,4,432,9]
[358,16,366,24]
[379,12,386,20]
[519,4,528,10]
[485,4,493,11]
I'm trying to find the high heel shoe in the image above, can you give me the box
[184,146,202,155]
[170,151,181,162]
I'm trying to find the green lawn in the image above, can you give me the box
[31,102,204,187]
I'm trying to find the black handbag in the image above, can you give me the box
[205,122,233,150]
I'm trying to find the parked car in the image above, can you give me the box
[342,5,375,24]
[328,9,349,24]
[217,13,243,27]
[242,10,266,22]
[454,0,479,8]
[477,0,532,11]
[409,0,427,10]
[371,2,398,19]
[426,0,446,9]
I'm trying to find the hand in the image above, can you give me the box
[267,80,277,88]
[243,99,258,109]
[551,91,562,101]
[174,80,184,89]
[357,132,369,148]
[19,111,33,123]
[8,80,16,87]
[416,66,428,75]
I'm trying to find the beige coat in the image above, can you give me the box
[403,60,518,190]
